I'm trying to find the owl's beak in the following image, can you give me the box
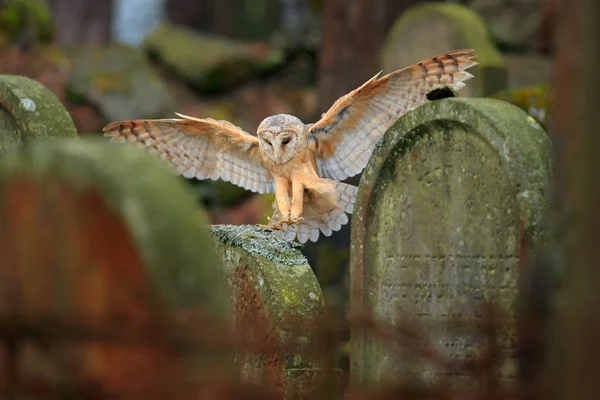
[273,143,282,161]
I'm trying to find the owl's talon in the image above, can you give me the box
[264,214,284,231]
[277,213,303,226]
[288,214,304,224]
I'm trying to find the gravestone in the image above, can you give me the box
[0,75,78,154]
[379,3,508,97]
[211,225,339,399]
[0,138,232,398]
[350,98,551,392]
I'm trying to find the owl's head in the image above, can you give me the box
[256,114,308,164]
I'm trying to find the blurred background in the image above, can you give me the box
[0,0,556,311]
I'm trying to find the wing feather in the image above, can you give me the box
[310,49,478,181]
[103,113,275,193]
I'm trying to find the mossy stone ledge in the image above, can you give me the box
[210,224,340,398]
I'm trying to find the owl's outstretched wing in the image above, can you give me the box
[103,113,275,194]
[309,49,478,181]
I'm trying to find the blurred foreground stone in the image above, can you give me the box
[351,98,552,393]
[380,3,507,97]
[0,138,232,397]
[0,74,77,153]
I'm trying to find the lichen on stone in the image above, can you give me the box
[210,224,307,266]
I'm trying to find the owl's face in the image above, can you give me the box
[257,114,308,164]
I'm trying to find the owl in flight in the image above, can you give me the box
[103,49,477,244]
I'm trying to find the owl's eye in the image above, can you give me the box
[265,140,272,146]
[282,138,290,145]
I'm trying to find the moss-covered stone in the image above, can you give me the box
[211,224,338,397]
[0,0,53,44]
[65,45,176,123]
[0,74,78,154]
[144,23,284,94]
[0,137,231,393]
[350,98,552,389]
[379,3,507,97]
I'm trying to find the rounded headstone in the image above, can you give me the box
[0,74,78,154]
[0,138,231,397]
[350,98,551,391]
[379,3,507,97]
[210,225,338,398]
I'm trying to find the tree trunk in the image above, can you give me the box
[46,0,112,46]
[554,0,600,398]
[316,0,431,115]
[166,0,211,31]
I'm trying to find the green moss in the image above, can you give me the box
[0,0,53,43]
[210,224,306,266]
[0,138,229,316]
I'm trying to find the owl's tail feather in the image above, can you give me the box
[281,181,357,244]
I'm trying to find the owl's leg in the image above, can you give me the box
[288,180,305,224]
[274,177,292,217]
[263,178,291,230]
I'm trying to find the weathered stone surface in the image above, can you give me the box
[379,3,507,97]
[144,23,284,93]
[0,138,231,396]
[467,0,543,50]
[210,225,337,398]
[0,74,77,154]
[350,98,551,390]
[65,45,176,122]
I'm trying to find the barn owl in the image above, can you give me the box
[103,49,477,244]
